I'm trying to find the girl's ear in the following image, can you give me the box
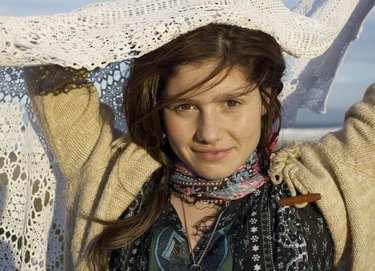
[261,104,267,116]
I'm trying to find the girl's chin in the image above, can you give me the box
[191,166,237,180]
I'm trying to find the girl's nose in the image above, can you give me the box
[195,112,224,144]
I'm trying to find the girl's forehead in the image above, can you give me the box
[165,62,249,97]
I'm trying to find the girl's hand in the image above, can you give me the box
[23,64,89,94]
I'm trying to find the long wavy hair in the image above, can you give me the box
[86,23,285,270]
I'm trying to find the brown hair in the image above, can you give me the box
[86,23,285,270]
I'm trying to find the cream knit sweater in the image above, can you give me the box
[26,67,375,270]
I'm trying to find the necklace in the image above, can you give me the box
[180,198,226,271]
[178,193,230,210]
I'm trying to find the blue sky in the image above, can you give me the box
[0,0,374,126]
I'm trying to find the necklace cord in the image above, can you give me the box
[180,198,227,268]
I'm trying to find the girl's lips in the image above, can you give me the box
[193,149,232,161]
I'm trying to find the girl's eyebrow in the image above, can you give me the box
[167,97,196,104]
[167,86,253,102]
[166,91,250,104]
[205,87,254,103]
[215,90,251,100]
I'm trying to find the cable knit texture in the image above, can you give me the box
[270,84,375,270]
[25,65,375,271]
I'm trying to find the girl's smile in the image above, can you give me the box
[192,148,233,162]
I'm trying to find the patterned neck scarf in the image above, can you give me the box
[169,151,268,201]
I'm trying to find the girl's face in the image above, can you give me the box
[162,61,264,180]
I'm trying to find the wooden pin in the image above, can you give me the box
[279,193,321,206]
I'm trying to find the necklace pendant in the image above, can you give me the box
[190,263,202,271]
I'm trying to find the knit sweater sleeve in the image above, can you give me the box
[23,65,113,180]
[269,83,375,270]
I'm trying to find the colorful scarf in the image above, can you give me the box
[169,151,268,201]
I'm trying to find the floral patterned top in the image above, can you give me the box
[110,181,333,271]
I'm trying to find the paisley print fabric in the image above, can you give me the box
[110,181,333,271]
[169,151,268,201]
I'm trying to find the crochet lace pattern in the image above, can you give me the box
[0,0,361,69]
[0,63,128,270]
[0,0,373,269]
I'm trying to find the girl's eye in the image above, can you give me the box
[225,100,240,107]
[175,103,196,111]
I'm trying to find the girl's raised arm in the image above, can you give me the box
[23,64,114,180]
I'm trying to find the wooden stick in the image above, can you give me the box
[279,193,321,206]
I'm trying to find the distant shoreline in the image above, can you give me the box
[280,126,341,142]
[288,122,343,129]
